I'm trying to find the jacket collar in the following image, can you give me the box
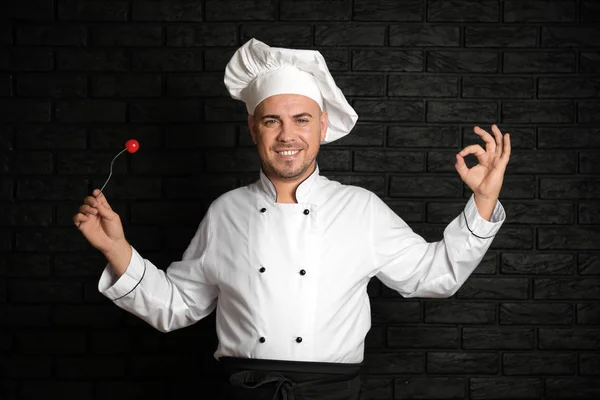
[258,164,321,203]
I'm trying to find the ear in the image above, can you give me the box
[319,111,328,142]
[248,114,257,145]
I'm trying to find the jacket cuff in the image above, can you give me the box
[98,246,146,301]
[462,194,506,239]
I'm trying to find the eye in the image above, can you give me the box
[297,118,309,124]
[264,119,277,126]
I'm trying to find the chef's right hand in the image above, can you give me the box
[73,189,126,255]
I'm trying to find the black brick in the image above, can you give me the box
[503,51,576,73]
[427,51,498,73]
[370,300,420,324]
[353,0,422,21]
[502,101,574,123]
[0,99,51,122]
[205,0,276,20]
[427,101,497,122]
[425,301,495,324]
[576,303,600,325]
[11,47,54,71]
[542,27,600,47]
[388,126,459,148]
[579,254,600,275]
[538,227,600,250]
[353,100,424,121]
[428,0,500,22]
[16,124,86,149]
[466,26,536,47]
[352,49,423,71]
[2,151,53,174]
[578,101,600,123]
[580,152,600,174]
[470,378,542,399]
[501,252,575,275]
[317,149,351,171]
[538,127,600,148]
[56,100,126,123]
[541,178,600,199]
[362,352,423,374]
[166,74,228,97]
[91,75,162,98]
[16,24,87,46]
[132,0,203,21]
[354,150,424,172]
[90,25,162,47]
[580,353,600,375]
[315,25,385,46]
[57,49,129,71]
[334,75,385,97]
[503,353,576,375]
[389,75,458,97]
[388,326,460,348]
[132,49,203,72]
[580,52,600,73]
[9,0,54,20]
[539,77,600,98]
[546,378,600,399]
[58,0,129,21]
[280,0,352,21]
[462,77,533,98]
[534,278,600,300]
[539,328,600,349]
[9,279,83,303]
[456,278,529,300]
[500,303,572,325]
[462,328,535,349]
[17,74,87,97]
[390,25,460,47]
[580,202,600,223]
[428,352,498,374]
[130,99,203,122]
[166,24,237,47]
[390,176,461,198]
[504,0,576,22]
[242,24,313,47]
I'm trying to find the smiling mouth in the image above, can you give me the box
[276,150,301,156]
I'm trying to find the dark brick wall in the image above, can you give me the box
[2,0,599,399]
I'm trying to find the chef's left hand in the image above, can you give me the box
[455,124,511,202]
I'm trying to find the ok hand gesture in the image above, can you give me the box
[455,124,511,203]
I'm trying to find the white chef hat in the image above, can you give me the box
[223,38,358,144]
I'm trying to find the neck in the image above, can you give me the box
[266,162,316,203]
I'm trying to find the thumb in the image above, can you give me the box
[455,153,469,181]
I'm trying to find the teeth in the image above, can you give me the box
[279,150,299,156]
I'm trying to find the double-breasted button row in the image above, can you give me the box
[258,336,303,343]
[258,207,310,215]
[258,267,306,276]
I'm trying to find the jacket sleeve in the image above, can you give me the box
[370,193,505,298]
[98,205,219,332]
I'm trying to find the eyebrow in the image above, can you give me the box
[261,112,313,120]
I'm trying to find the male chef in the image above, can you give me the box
[74,38,510,399]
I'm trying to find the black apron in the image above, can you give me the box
[218,356,363,400]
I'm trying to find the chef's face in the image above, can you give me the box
[248,94,328,181]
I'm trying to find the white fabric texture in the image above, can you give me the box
[98,165,506,364]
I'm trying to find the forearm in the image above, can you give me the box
[103,239,132,277]
[474,193,497,221]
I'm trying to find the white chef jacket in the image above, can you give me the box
[99,164,505,364]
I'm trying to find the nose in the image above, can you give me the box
[276,120,295,142]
